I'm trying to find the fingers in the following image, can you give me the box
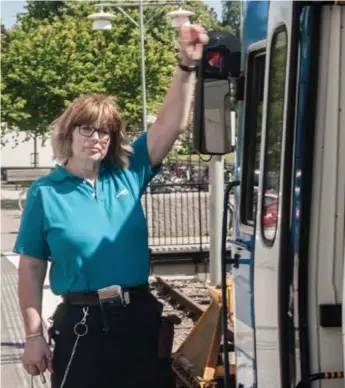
[181,23,205,35]
[23,353,53,375]
[198,28,209,45]
[180,24,209,45]
[191,24,207,39]
[36,358,48,374]
[46,354,54,374]
[22,336,53,376]
[25,363,40,376]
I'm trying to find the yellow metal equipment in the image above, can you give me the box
[172,277,235,387]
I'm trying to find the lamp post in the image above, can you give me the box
[138,0,147,131]
[87,1,188,132]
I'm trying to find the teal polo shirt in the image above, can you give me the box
[14,133,160,295]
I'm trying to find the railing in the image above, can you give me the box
[142,179,234,259]
[143,182,210,257]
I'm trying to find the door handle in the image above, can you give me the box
[226,252,240,269]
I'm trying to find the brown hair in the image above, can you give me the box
[51,93,133,168]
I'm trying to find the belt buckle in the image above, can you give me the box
[97,285,125,306]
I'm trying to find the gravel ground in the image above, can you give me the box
[150,277,211,352]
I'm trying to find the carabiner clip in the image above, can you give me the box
[30,373,46,387]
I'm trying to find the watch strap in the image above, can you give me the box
[178,62,198,73]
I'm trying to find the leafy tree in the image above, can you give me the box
[1,23,29,141]
[265,30,286,174]
[1,0,222,144]
[221,0,241,38]
[21,0,67,26]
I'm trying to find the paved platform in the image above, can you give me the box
[1,189,55,387]
[1,256,48,388]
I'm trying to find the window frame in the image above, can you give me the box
[260,25,288,246]
[239,41,266,233]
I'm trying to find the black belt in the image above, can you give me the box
[62,284,149,306]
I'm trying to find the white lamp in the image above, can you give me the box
[166,7,194,28]
[87,7,116,31]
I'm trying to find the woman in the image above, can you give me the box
[15,24,208,388]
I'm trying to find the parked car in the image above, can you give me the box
[262,194,278,227]
[253,189,278,227]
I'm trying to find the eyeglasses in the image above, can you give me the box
[77,125,110,140]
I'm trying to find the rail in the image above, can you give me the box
[143,181,234,259]
[155,277,234,341]
[154,276,235,387]
[155,276,206,320]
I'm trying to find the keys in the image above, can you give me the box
[30,373,46,387]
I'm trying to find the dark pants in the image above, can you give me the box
[49,292,176,388]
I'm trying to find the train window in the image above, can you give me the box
[240,47,266,227]
[261,27,287,244]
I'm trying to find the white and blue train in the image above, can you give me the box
[193,1,345,387]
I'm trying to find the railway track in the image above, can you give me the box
[150,276,235,388]
[150,255,209,279]
[151,277,209,351]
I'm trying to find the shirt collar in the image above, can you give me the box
[49,162,108,183]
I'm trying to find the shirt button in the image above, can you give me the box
[92,192,96,197]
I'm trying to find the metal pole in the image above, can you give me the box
[95,1,181,132]
[139,0,147,132]
[209,155,224,285]
[33,134,38,167]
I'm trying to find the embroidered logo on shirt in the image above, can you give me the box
[115,188,129,199]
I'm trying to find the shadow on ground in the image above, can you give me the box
[0,342,24,349]
[1,199,19,211]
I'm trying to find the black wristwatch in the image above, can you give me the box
[178,61,198,73]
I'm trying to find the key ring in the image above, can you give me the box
[56,306,90,388]
[73,306,89,336]
[73,322,88,336]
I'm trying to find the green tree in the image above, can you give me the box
[1,23,29,141]
[1,0,221,142]
[21,1,66,25]
[221,1,241,38]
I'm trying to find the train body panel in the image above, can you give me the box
[231,2,269,387]
[231,1,345,387]
[306,6,345,386]
[189,0,345,386]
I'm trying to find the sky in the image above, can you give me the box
[1,0,223,28]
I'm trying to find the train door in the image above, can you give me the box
[252,1,300,387]
[230,3,269,387]
[304,5,345,386]
[232,42,266,388]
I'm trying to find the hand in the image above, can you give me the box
[22,336,54,376]
[179,24,209,66]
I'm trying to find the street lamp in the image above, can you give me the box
[87,6,116,30]
[166,7,194,28]
[87,1,191,131]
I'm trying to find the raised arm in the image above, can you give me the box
[147,24,209,167]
